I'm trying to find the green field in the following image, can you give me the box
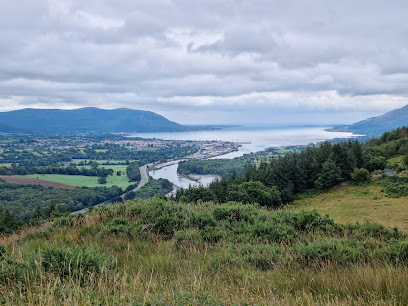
[20,173,133,189]
[288,182,408,232]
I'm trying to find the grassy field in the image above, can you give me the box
[288,182,408,232]
[20,173,132,189]
[2,199,408,304]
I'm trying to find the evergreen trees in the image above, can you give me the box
[177,140,366,206]
[0,207,21,234]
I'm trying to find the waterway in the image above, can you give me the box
[130,125,361,189]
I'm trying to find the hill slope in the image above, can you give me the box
[331,104,408,136]
[0,108,186,133]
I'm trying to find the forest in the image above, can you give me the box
[176,139,377,206]
[0,180,123,223]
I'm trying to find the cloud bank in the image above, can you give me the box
[0,0,407,123]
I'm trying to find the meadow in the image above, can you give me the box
[20,172,132,189]
[289,182,408,232]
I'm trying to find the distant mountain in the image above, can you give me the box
[330,105,408,136]
[0,108,187,134]
[0,122,23,133]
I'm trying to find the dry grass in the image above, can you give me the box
[288,183,408,232]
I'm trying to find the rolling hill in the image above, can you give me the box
[331,104,408,136]
[0,108,187,134]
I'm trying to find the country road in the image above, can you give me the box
[120,163,152,198]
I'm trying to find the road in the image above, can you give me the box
[120,163,152,198]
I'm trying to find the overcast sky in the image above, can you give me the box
[0,0,407,124]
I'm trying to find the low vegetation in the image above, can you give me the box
[2,198,408,304]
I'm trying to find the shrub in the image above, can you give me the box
[381,176,408,197]
[277,210,336,233]
[40,243,116,281]
[293,239,362,266]
[351,168,370,183]
[103,217,132,237]
[190,213,217,230]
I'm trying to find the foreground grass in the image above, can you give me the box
[2,198,408,304]
[289,182,408,232]
[20,173,132,189]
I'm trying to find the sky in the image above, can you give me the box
[0,0,408,125]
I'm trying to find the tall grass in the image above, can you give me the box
[2,198,408,305]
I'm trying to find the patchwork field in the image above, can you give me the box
[18,173,132,189]
[289,182,408,232]
[0,176,75,189]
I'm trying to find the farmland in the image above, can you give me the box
[19,172,132,189]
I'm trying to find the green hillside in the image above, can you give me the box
[0,108,187,134]
[2,198,408,304]
[331,104,408,136]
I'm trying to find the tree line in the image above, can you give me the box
[176,140,378,207]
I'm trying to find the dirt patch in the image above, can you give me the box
[0,176,76,189]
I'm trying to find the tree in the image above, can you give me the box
[98,177,107,184]
[351,168,370,183]
[233,181,282,208]
[126,163,141,182]
[315,160,342,189]
[46,200,57,218]
[0,207,21,234]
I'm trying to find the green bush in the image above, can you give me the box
[293,239,362,266]
[351,168,370,183]
[40,243,116,281]
[382,176,408,197]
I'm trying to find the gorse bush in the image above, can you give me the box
[382,176,408,197]
[40,243,116,281]
[293,239,362,266]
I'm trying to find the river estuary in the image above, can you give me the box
[129,126,361,189]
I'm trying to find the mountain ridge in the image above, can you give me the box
[330,104,408,136]
[0,107,187,134]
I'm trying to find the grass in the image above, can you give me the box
[288,182,408,232]
[2,199,408,304]
[0,163,12,167]
[20,173,133,189]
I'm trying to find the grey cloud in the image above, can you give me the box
[0,0,407,124]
